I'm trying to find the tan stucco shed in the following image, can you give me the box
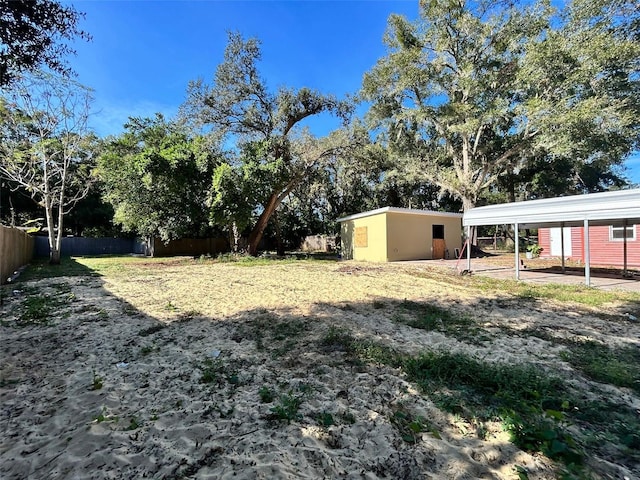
[338,207,463,262]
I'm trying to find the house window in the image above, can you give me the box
[610,225,636,241]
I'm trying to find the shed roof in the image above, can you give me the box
[337,207,463,223]
[463,189,640,229]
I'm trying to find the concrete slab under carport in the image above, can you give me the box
[402,258,640,292]
[463,189,640,286]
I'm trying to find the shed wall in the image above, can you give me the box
[385,213,461,261]
[442,216,463,259]
[340,214,387,261]
[386,213,430,261]
[341,212,462,262]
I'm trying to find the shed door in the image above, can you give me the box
[432,224,446,259]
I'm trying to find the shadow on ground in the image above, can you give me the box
[1,258,639,479]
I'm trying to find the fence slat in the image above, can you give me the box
[0,226,34,284]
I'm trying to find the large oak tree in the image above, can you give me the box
[183,32,352,255]
[362,0,639,212]
[98,114,219,246]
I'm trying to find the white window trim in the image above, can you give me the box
[609,224,636,241]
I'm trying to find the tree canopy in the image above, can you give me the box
[98,114,219,243]
[3,2,639,255]
[0,71,95,263]
[182,32,353,255]
[362,0,639,211]
[0,0,90,86]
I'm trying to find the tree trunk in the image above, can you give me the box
[9,197,16,227]
[274,211,285,257]
[44,196,60,265]
[229,222,240,253]
[52,195,65,265]
[146,237,155,257]
[247,192,281,256]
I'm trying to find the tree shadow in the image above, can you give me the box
[1,262,638,480]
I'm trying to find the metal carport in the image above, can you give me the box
[462,189,640,286]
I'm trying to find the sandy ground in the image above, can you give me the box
[1,258,639,479]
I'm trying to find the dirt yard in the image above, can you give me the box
[1,256,639,479]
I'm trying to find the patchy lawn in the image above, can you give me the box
[1,256,639,479]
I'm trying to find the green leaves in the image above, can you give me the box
[182,32,354,254]
[98,114,220,241]
[364,0,639,209]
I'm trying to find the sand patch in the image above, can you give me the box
[1,259,639,479]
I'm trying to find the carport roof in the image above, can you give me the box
[337,207,463,223]
[463,188,640,228]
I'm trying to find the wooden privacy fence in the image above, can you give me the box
[150,237,229,257]
[33,236,145,257]
[0,226,34,284]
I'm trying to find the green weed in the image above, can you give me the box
[91,370,103,390]
[122,304,139,317]
[269,392,303,423]
[341,411,356,424]
[316,412,334,427]
[320,326,355,351]
[258,386,275,403]
[560,341,640,393]
[240,315,308,356]
[93,407,115,423]
[94,411,107,423]
[125,417,140,430]
[19,294,62,325]
[200,358,225,384]
[320,326,401,366]
[140,345,156,356]
[395,300,488,344]
[199,357,242,386]
[402,352,583,467]
[164,301,178,312]
[390,409,434,444]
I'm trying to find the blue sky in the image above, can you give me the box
[68,0,418,137]
[67,0,639,184]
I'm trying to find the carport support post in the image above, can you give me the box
[623,220,628,277]
[466,225,471,271]
[584,219,591,287]
[560,222,566,273]
[515,222,520,281]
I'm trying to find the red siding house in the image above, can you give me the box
[538,225,640,268]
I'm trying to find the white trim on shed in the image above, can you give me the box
[337,207,463,223]
[462,189,640,286]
